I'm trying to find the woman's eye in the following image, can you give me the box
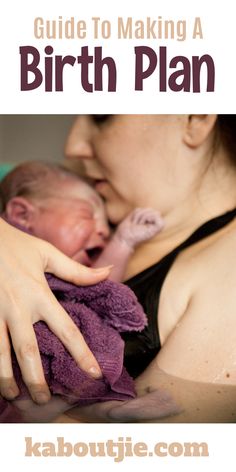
[91,115,112,125]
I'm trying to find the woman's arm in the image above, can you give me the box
[66,225,236,423]
[65,368,236,423]
[0,218,111,404]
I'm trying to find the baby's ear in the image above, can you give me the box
[5,196,36,229]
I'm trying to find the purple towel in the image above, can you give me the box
[0,273,147,421]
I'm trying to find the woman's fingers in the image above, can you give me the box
[0,320,19,400]
[40,242,110,378]
[40,290,102,378]
[7,316,51,404]
[43,242,113,286]
[0,221,110,404]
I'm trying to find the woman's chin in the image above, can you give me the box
[94,183,132,224]
[106,203,133,226]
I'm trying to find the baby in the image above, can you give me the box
[0,161,164,422]
[0,161,164,281]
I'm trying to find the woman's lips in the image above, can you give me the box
[94,179,108,192]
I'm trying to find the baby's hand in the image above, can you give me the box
[115,208,164,249]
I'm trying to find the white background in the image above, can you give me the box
[1,423,236,471]
[0,0,235,112]
[0,0,235,470]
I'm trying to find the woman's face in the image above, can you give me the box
[65,115,184,224]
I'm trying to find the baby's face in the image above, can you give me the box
[33,186,110,265]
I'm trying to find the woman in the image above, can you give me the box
[1,114,236,422]
[62,114,236,422]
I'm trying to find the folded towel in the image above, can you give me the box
[1,274,147,421]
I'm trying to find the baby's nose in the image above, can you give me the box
[96,222,111,240]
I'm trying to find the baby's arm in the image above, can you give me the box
[93,208,164,282]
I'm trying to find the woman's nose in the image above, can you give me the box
[65,115,94,161]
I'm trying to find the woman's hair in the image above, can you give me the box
[0,161,81,211]
[216,115,236,165]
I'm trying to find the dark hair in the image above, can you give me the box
[216,115,236,165]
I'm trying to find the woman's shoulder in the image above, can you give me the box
[158,218,236,376]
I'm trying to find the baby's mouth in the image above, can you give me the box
[85,246,103,263]
[73,245,104,266]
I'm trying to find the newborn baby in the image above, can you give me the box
[0,161,164,422]
[0,161,164,281]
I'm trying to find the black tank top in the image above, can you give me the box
[123,208,236,378]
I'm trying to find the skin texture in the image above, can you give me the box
[60,114,236,422]
[5,181,110,266]
[2,114,236,421]
[0,169,164,418]
[0,217,112,403]
[4,176,164,279]
[94,207,164,281]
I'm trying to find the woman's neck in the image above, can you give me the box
[124,156,236,280]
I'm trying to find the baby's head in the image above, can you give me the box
[0,161,110,265]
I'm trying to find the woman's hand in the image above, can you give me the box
[0,218,112,404]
